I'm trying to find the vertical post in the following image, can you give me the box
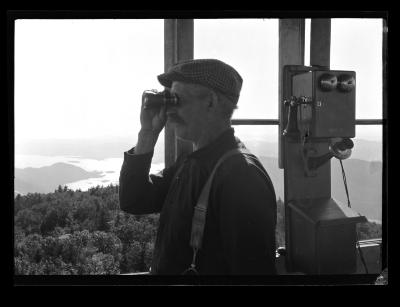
[7,15,15,206]
[164,19,194,167]
[310,19,331,68]
[283,18,333,273]
[278,19,305,271]
[308,18,332,201]
[381,18,388,271]
[310,18,331,202]
[308,19,332,202]
[278,19,305,169]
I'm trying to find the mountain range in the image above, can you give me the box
[258,156,382,221]
[14,162,103,195]
[15,136,382,164]
[14,136,383,221]
[14,157,382,221]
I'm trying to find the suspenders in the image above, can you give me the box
[183,147,259,275]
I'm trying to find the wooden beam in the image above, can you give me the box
[231,119,279,125]
[231,119,383,126]
[164,19,194,167]
[310,19,331,68]
[278,19,305,272]
[164,19,176,168]
[278,19,305,168]
[381,18,388,271]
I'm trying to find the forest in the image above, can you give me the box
[14,184,382,275]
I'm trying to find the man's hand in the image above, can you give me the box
[140,93,167,134]
[135,94,167,154]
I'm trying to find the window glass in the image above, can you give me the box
[304,19,311,66]
[332,125,382,225]
[194,19,279,119]
[331,18,383,119]
[14,19,164,194]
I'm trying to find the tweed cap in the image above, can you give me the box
[157,59,243,103]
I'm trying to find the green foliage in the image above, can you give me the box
[14,184,382,275]
[15,208,42,235]
[82,252,120,275]
[14,229,123,275]
[14,185,154,275]
[357,221,382,240]
[124,241,143,272]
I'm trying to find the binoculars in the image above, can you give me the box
[142,89,179,109]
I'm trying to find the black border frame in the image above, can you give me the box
[7,10,390,287]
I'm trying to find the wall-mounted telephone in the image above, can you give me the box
[280,65,367,274]
[281,66,356,176]
[284,68,356,139]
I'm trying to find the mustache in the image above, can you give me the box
[167,112,185,124]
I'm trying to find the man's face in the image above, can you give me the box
[168,81,211,142]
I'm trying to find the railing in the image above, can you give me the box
[121,238,383,276]
[355,238,382,274]
[230,119,384,125]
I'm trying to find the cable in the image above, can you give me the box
[339,160,369,274]
[355,230,369,274]
[339,160,351,208]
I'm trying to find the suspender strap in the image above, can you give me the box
[183,147,273,275]
[189,148,251,253]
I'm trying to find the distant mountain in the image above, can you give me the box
[244,139,382,162]
[14,137,383,221]
[14,158,382,221]
[331,158,382,222]
[14,163,103,195]
[258,156,382,221]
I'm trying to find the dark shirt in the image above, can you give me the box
[119,128,277,275]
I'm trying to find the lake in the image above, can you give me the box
[15,154,165,192]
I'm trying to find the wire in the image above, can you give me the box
[355,230,369,274]
[339,160,369,274]
[339,160,351,208]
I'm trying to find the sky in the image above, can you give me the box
[14,18,384,145]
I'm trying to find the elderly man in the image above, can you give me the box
[119,59,277,275]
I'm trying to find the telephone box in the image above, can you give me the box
[289,198,366,274]
[292,70,356,138]
[281,65,367,274]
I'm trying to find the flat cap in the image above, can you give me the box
[157,59,243,103]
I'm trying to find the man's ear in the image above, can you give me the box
[208,91,218,108]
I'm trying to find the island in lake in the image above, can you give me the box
[15,162,103,195]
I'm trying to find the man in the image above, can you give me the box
[119,59,277,275]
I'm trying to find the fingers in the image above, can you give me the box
[159,104,167,122]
